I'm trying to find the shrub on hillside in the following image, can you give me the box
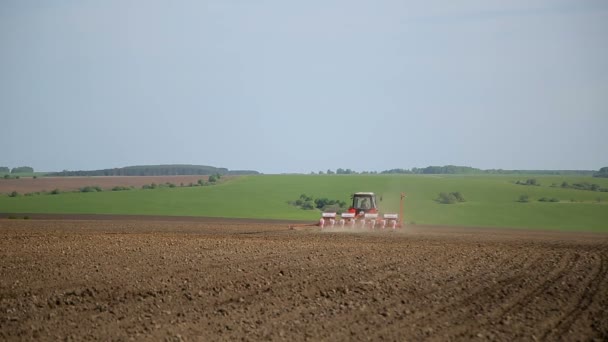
[50,189,60,195]
[314,198,347,210]
[538,197,559,202]
[516,179,540,186]
[209,173,222,182]
[517,194,530,203]
[80,186,102,193]
[9,191,18,197]
[301,201,315,210]
[111,186,131,191]
[320,204,344,213]
[436,192,466,204]
[288,194,346,211]
[560,181,607,192]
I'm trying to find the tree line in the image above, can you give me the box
[47,165,259,177]
[312,165,601,176]
[0,166,34,174]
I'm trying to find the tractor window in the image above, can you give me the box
[354,196,372,209]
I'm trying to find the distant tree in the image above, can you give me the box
[208,174,218,183]
[326,169,335,175]
[197,179,205,186]
[3,175,10,179]
[381,168,413,174]
[11,166,34,174]
[517,194,530,203]
[594,167,608,178]
[335,168,357,175]
[9,191,18,197]
[422,165,481,174]
[318,170,324,175]
[50,189,60,195]
[0,167,9,173]
[526,179,539,186]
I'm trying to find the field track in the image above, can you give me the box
[1,218,607,341]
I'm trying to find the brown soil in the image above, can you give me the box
[0,176,216,194]
[1,219,606,341]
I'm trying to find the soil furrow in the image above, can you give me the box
[1,219,607,341]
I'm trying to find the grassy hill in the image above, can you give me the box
[1,174,607,232]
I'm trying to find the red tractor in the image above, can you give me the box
[319,192,404,229]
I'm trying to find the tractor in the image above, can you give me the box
[319,192,404,229]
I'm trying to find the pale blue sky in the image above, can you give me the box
[1,1,607,173]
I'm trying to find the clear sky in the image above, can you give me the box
[1,1,607,174]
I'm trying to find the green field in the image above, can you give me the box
[1,175,607,232]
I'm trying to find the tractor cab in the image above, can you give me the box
[349,192,378,215]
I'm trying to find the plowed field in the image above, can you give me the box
[1,218,607,341]
[0,176,213,194]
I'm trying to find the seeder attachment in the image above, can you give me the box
[319,212,336,229]
[317,192,405,230]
